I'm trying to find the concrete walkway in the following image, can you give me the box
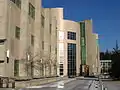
[26,78,75,88]
[15,77,68,89]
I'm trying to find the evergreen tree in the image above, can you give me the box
[110,40,120,79]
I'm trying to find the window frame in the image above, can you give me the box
[67,31,76,40]
[15,26,20,40]
[29,3,35,19]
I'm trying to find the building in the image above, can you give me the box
[100,60,112,74]
[0,0,100,79]
[0,0,57,79]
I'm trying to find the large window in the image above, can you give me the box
[42,41,44,50]
[67,43,76,76]
[29,3,35,19]
[15,26,20,39]
[10,0,21,8]
[67,31,76,40]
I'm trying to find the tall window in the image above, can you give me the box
[29,3,35,19]
[50,45,51,53]
[10,0,21,8]
[15,26,20,39]
[14,60,19,76]
[50,24,52,34]
[42,41,44,50]
[67,43,76,76]
[31,35,34,46]
[60,64,63,75]
[67,31,76,40]
[41,15,45,27]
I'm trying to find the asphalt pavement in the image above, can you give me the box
[19,78,93,90]
[103,81,120,90]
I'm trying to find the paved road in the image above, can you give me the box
[103,81,120,90]
[19,79,92,90]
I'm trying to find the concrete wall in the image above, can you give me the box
[47,8,64,76]
[0,0,43,78]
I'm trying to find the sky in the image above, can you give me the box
[42,0,120,52]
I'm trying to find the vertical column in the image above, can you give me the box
[80,22,87,76]
[19,0,29,77]
[33,0,42,78]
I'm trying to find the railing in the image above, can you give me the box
[0,77,15,88]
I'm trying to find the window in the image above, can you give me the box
[41,15,45,27]
[42,41,44,49]
[29,3,35,19]
[10,0,21,8]
[50,45,51,53]
[55,47,57,54]
[0,39,6,45]
[60,64,63,69]
[15,26,20,39]
[31,35,34,46]
[50,24,52,34]
[67,31,76,40]
[14,60,19,76]
[67,43,76,76]
[60,64,63,75]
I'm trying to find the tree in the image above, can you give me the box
[110,40,120,79]
[23,47,41,79]
[100,50,112,60]
[14,45,58,80]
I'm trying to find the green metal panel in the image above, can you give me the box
[96,39,99,46]
[80,22,86,65]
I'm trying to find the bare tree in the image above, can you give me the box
[50,53,58,76]
[19,47,58,79]
[23,47,41,79]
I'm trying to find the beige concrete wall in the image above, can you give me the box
[64,20,81,76]
[84,20,94,75]
[0,0,11,77]
[0,0,43,78]
[91,34,98,75]
[48,8,64,76]
[32,0,42,78]
[39,8,57,77]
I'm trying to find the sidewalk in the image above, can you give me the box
[15,77,69,89]
[26,78,76,88]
